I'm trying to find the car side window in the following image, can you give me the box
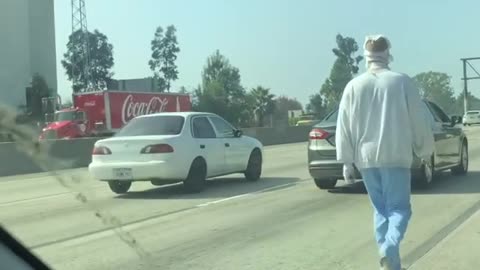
[428,102,450,123]
[209,116,235,138]
[192,117,216,139]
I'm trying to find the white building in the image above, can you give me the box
[0,0,57,110]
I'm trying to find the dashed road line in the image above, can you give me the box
[30,178,309,250]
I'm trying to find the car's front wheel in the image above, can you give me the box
[184,158,207,193]
[108,180,132,194]
[245,149,262,182]
[452,141,468,175]
[314,178,337,190]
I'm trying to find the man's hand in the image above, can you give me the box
[343,164,356,185]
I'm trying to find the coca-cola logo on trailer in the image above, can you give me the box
[121,94,169,124]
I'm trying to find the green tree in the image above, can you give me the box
[31,73,51,97]
[251,86,275,127]
[306,93,326,118]
[319,34,363,112]
[272,96,303,122]
[453,91,480,114]
[62,29,114,92]
[149,25,180,92]
[27,74,52,120]
[178,86,188,94]
[195,50,249,126]
[332,34,364,74]
[413,71,456,114]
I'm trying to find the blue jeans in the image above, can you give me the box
[360,168,412,270]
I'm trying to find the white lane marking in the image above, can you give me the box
[196,193,252,207]
[407,209,480,269]
[33,180,306,250]
[197,182,303,207]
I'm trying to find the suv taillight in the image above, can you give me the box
[92,146,112,155]
[309,128,329,140]
[140,144,174,154]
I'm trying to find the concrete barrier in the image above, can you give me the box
[241,126,311,146]
[0,138,108,177]
[0,126,312,177]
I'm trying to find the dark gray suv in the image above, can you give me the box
[308,100,468,190]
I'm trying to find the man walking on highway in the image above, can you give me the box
[335,35,434,270]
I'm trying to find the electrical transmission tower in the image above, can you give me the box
[71,0,92,92]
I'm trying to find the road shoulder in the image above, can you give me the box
[409,209,480,269]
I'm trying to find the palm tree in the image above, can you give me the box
[251,86,275,127]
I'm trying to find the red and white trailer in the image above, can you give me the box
[39,90,192,140]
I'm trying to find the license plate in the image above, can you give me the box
[113,168,133,179]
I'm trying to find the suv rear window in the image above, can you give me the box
[467,111,480,115]
[115,115,185,137]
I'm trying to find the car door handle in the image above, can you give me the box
[200,144,205,149]
[225,143,230,147]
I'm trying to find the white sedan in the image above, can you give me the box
[88,112,264,194]
[463,110,480,126]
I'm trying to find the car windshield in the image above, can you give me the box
[54,111,83,121]
[114,115,185,136]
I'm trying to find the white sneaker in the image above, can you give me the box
[380,257,406,270]
[380,257,393,270]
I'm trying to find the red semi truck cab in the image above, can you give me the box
[40,90,192,140]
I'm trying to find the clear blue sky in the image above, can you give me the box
[54,0,480,106]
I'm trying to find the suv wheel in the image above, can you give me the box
[314,178,337,190]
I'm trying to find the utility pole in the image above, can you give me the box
[462,59,468,113]
[71,0,92,92]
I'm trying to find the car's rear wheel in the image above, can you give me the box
[314,178,337,190]
[414,156,434,189]
[184,158,207,193]
[108,180,132,194]
[245,149,262,182]
[452,141,468,175]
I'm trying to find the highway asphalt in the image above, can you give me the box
[1,126,480,270]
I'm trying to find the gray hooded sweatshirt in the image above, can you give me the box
[335,43,434,169]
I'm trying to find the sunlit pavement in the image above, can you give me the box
[1,127,480,270]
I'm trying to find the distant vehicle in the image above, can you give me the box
[463,110,480,126]
[39,90,191,140]
[295,114,320,126]
[88,112,264,194]
[307,100,468,190]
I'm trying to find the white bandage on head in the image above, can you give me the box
[363,35,393,68]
